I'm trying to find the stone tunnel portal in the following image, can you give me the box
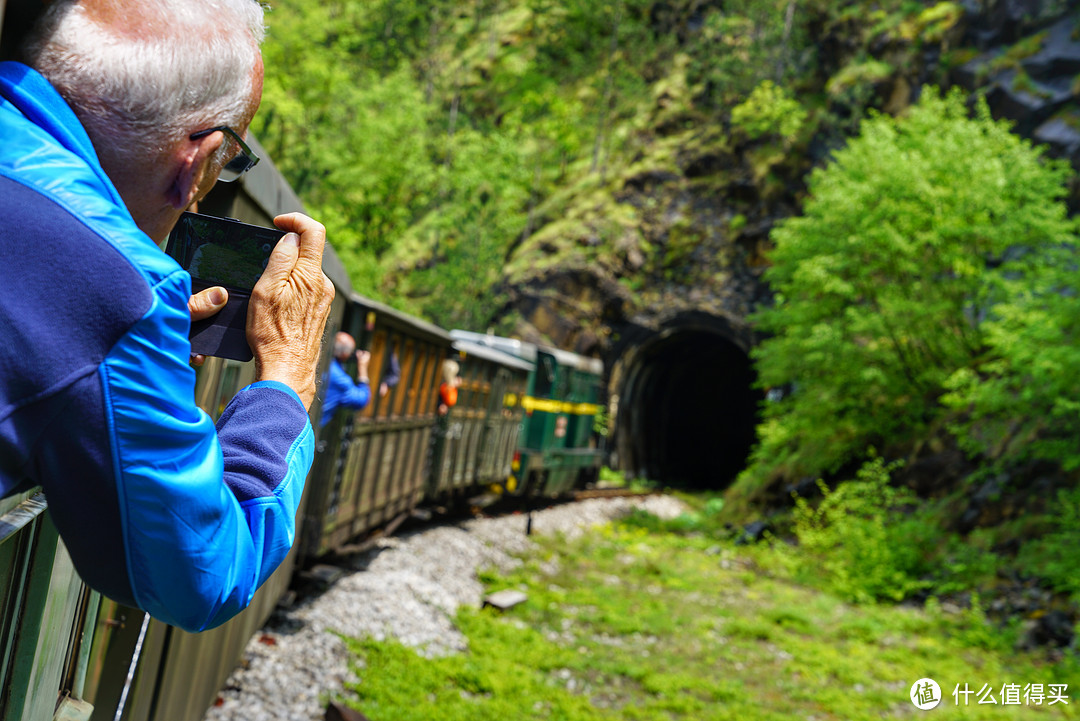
[612,326,762,489]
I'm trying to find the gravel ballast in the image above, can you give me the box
[203,495,687,721]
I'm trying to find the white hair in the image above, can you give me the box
[333,333,356,359]
[442,359,460,384]
[23,0,265,164]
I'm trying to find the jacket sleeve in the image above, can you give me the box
[38,269,313,633]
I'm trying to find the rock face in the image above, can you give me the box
[955,8,1080,152]
[501,125,802,362]
[501,0,1080,365]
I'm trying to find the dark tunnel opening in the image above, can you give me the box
[615,329,762,490]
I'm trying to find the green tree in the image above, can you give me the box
[746,88,1076,484]
[390,127,532,330]
[943,228,1080,469]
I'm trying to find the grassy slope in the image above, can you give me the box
[339,514,1078,720]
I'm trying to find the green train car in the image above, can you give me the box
[449,331,605,496]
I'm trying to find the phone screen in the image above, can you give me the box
[165,212,283,362]
[168,213,280,290]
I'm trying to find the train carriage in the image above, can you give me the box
[449,331,605,496]
[302,294,451,558]
[428,340,533,501]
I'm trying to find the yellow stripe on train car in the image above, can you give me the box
[519,396,601,415]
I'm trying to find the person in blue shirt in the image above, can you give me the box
[321,332,373,427]
[0,0,334,632]
[378,344,401,399]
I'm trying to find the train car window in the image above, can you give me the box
[216,362,242,418]
[555,365,570,400]
[478,363,492,412]
[568,371,583,401]
[534,354,556,398]
[367,330,388,419]
[392,339,416,417]
[422,349,442,415]
[454,357,469,410]
[193,357,225,418]
[405,343,428,417]
[236,360,256,391]
[467,358,482,410]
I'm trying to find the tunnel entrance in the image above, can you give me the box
[612,324,762,489]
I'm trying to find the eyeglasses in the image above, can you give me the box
[189,125,260,182]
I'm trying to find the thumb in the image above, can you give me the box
[188,286,228,322]
[257,232,301,289]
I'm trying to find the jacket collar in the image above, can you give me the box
[0,61,124,208]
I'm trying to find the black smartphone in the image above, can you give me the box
[165,211,281,362]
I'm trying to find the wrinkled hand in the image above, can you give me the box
[247,213,335,409]
[187,286,228,367]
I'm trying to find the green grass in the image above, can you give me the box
[339,512,1078,720]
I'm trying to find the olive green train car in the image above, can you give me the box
[449,331,605,496]
[301,293,451,557]
[428,340,533,500]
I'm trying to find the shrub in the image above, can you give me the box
[1014,486,1080,599]
[791,458,932,603]
[730,80,808,143]
[746,87,1077,484]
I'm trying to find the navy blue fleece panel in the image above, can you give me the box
[216,382,313,502]
[0,174,151,488]
[32,373,137,605]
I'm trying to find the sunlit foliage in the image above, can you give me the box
[746,88,1077,483]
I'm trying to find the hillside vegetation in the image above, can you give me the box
[255,0,1080,647]
[254,0,981,330]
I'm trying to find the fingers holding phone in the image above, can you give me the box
[247,213,335,409]
[187,286,228,366]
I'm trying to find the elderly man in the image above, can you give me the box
[0,0,334,632]
[320,332,372,427]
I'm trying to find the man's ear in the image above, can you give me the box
[167,131,224,210]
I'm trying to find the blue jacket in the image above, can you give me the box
[320,358,371,427]
[0,62,314,633]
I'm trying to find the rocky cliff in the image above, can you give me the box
[499,0,1080,365]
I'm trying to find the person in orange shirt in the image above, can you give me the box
[438,359,461,415]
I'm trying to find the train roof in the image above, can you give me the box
[238,134,306,220]
[449,330,603,375]
[452,339,535,373]
[349,291,451,344]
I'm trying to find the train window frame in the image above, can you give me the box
[366,330,389,419]
[534,354,556,398]
[392,338,416,418]
[422,350,443,415]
